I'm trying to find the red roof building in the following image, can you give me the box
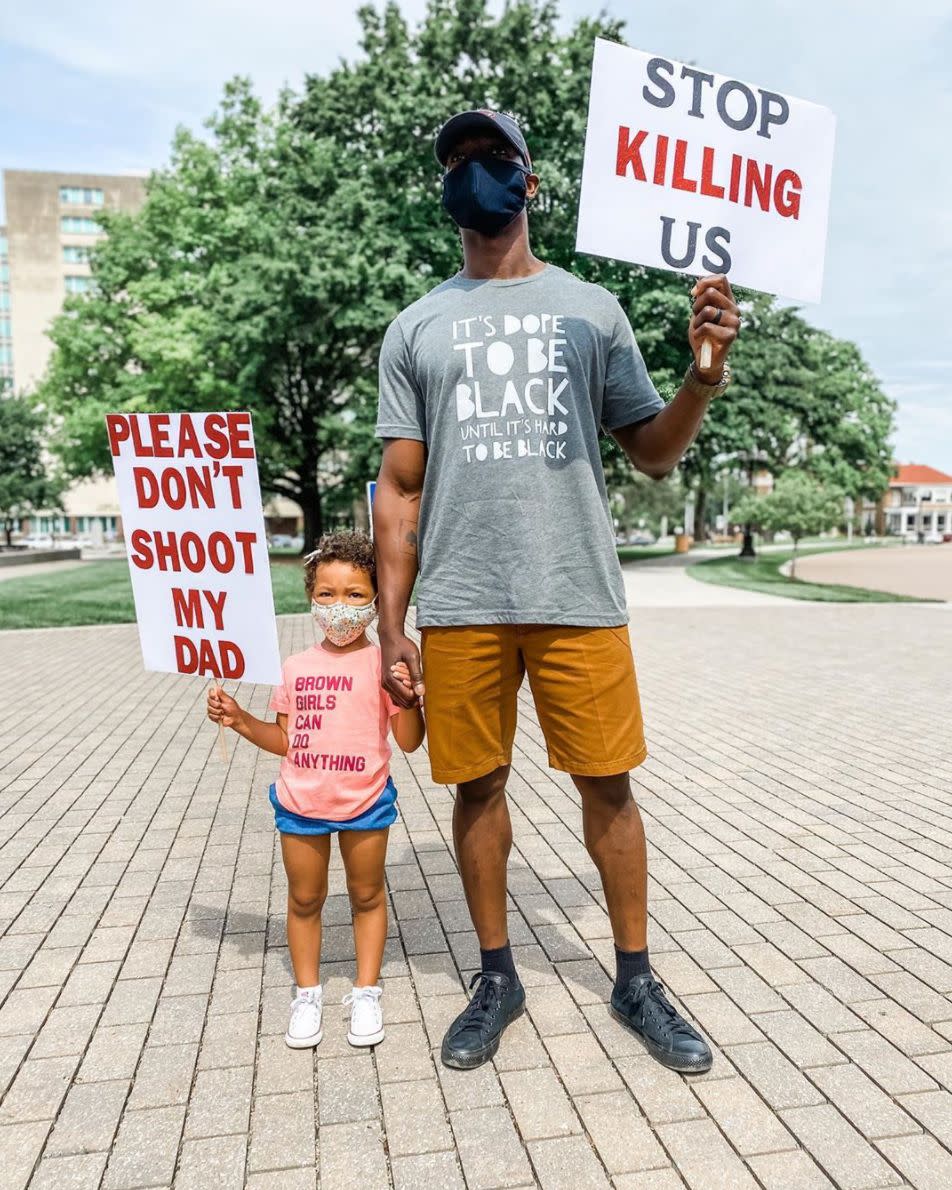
[882,464,952,538]
[889,464,952,488]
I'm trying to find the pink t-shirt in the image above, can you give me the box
[268,644,399,821]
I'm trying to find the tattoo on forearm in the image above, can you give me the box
[398,519,418,556]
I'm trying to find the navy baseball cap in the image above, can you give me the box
[434,109,532,169]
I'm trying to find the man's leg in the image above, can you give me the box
[454,764,512,951]
[574,770,712,1073]
[573,771,648,951]
[420,624,527,1071]
[522,625,712,1073]
[441,761,525,1068]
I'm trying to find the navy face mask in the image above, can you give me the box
[442,154,530,237]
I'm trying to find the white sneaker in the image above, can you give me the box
[344,985,384,1046]
[285,986,323,1049]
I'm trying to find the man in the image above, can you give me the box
[373,109,738,1074]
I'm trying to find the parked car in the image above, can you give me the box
[628,532,657,546]
[923,531,943,544]
[22,534,53,550]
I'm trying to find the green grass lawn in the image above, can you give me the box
[0,546,677,630]
[0,558,314,630]
[616,545,674,563]
[687,544,927,603]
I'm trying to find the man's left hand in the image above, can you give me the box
[688,274,740,382]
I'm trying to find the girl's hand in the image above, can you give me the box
[207,686,245,731]
[390,661,415,695]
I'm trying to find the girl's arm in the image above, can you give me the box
[207,687,288,757]
[391,705,425,753]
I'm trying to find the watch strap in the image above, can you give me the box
[684,359,731,399]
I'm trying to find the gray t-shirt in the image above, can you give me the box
[375,264,664,628]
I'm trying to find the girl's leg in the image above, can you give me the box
[280,832,331,987]
[338,828,390,986]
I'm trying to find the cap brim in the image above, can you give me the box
[434,111,522,166]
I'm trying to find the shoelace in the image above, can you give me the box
[290,991,321,1015]
[456,972,503,1033]
[625,978,698,1038]
[343,986,383,1008]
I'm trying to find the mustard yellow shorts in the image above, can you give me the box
[420,624,648,785]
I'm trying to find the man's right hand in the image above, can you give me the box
[380,631,425,708]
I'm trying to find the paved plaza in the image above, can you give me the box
[795,547,952,602]
[1,601,952,1189]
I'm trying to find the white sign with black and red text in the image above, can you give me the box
[107,411,282,685]
[576,38,836,302]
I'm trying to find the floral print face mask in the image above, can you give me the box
[311,598,378,647]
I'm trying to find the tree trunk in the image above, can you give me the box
[3,518,12,548]
[739,456,757,558]
[739,524,757,558]
[300,486,323,553]
[790,539,798,579]
[694,486,708,543]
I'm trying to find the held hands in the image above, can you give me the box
[688,274,740,382]
[390,661,417,701]
[207,686,245,731]
[381,632,425,709]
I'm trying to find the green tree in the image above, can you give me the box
[612,473,684,539]
[733,471,844,577]
[682,298,894,547]
[38,0,893,554]
[0,395,65,548]
[798,328,895,502]
[41,82,420,548]
[40,0,694,545]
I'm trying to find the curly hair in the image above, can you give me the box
[303,530,376,599]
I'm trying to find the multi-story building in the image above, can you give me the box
[0,227,11,384]
[2,171,146,541]
[3,168,306,543]
[880,464,952,539]
[3,170,146,391]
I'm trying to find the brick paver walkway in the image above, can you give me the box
[1,604,951,1189]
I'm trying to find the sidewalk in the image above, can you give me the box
[1,604,951,1188]
[620,552,787,608]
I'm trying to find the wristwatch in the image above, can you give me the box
[683,359,732,399]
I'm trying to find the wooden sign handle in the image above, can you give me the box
[699,339,713,372]
[209,678,229,763]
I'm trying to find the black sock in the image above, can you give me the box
[614,944,651,991]
[480,942,516,981]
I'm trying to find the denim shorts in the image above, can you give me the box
[268,777,399,835]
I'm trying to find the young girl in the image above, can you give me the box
[207,530,424,1049]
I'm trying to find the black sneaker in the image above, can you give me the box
[441,970,525,1070]
[610,973,713,1074]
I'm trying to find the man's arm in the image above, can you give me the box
[613,274,739,478]
[374,438,427,707]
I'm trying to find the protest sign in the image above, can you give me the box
[576,38,836,305]
[107,411,283,688]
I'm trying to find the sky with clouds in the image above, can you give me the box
[2,0,950,470]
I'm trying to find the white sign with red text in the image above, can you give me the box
[576,38,836,302]
[107,411,282,685]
